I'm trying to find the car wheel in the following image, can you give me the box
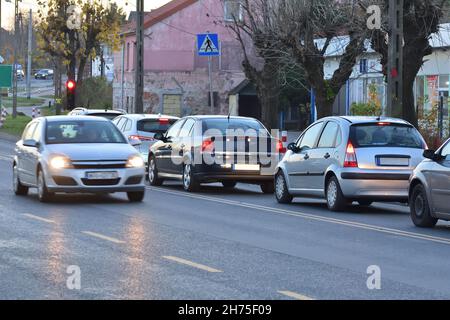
[410,184,437,228]
[13,164,28,196]
[326,176,347,212]
[260,182,275,194]
[222,181,237,189]
[127,191,145,202]
[183,164,199,192]
[358,200,373,207]
[148,156,163,186]
[37,168,53,202]
[275,171,293,204]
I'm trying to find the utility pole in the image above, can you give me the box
[134,0,144,114]
[121,41,125,111]
[387,0,403,118]
[12,0,19,118]
[26,9,32,100]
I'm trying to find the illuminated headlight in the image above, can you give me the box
[49,155,72,169]
[127,155,145,168]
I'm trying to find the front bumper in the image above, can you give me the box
[338,169,411,200]
[45,166,145,193]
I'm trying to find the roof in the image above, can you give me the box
[120,114,180,120]
[187,115,259,121]
[45,116,110,122]
[122,0,198,36]
[336,116,410,125]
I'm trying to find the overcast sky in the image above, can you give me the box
[0,0,172,30]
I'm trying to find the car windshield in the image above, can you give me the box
[137,118,178,134]
[88,113,122,121]
[350,123,425,149]
[203,118,269,136]
[46,120,127,144]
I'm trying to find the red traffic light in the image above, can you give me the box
[66,80,76,90]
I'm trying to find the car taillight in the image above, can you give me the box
[202,138,215,152]
[276,139,286,154]
[344,141,358,168]
[159,118,169,124]
[129,135,154,142]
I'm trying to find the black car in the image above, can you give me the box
[148,116,283,193]
[34,69,54,80]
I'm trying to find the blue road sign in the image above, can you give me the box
[197,33,220,56]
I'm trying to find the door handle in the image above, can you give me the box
[324,153,331,159]
[304,153,310,160]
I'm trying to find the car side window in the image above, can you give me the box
[32,122,43,142]
[116,117,127,131]
[317,122,340,148]
[179,118,195,137]
[22,122,37,141]
[441,142,450,160]
[123,119,132,132]
[297,122,323,151]
[166,119,185,139]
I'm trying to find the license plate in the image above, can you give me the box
[233,164,260,171]
[378,157,409,166]
[86,172,118,180]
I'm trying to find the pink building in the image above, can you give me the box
[113,0,260,118]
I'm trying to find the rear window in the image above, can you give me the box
[203,118,268,135]
[137,118,178,134]
[350,123,425,149]
[88,113,122,121]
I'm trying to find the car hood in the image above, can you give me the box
[45,143,136,161]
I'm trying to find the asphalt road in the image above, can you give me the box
[1,137,450,300]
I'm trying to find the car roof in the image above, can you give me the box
[45,115,110,122]
[322,116,411,126]
[71,109,124,114]
[186,115,260,121]
[119,114,180,120]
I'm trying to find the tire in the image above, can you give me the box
[358,200,373,207]
[127,191,145,202]
[326,176,347,212]
[183,164,200,192]
[148,156,163,186]
[222,181,237,189]
[410,184,437,228]
[37,168,53,202]
[13,164,28,196]
[275,171,293,204]
[260,182,275,194]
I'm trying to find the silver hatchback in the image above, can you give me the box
[275,116,426,211]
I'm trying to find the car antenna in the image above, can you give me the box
[227,112,231,122]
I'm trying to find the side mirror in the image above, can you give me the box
[423,149,443,162]
[154,132,165,141]
[23,139,39,148]
[287,142,299,153]
[128,137,142,147]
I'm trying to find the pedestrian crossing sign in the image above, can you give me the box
[197,33,220,56]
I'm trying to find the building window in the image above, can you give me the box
[224,0,243,22]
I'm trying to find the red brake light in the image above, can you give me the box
[129,135,154,142]
[276,139,286,154]
[159,118,169,124]
[377,122,390,126]
[344,141,358,168]
[202,138,215,152]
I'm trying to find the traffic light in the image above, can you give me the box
[66,79,76,110]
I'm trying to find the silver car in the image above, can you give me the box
[13,116,146,202]
[275,116,426,211]
[68,108,126,121]
[112,114,179,165]
[409,139,450,228]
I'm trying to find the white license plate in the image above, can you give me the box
[233,164,260,171]
[86,172,118,180]
[378,158,409,166]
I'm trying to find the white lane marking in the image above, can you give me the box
[148,186,450,246]
[81,231,125,244]
[278,290,314,300]
[162,255,223,273]
[23,213,55,224]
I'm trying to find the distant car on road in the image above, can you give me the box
[34,69,54,80]
[275,116,427,211]
[13,116,146,202]
[148,116,283,193]
[409,139,450,228]
[16,69,25,81]
[68,107,126,121]
[113,114,179,165]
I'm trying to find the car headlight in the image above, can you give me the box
[126,155,145,168]
[49,155,72,169]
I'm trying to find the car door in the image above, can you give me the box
[155,119,185,174]
[313,121,341,191]
[429,141,450,214]
[29,120,44,185]
[171,118,196,174]
[285,122,323,194]
[20,121,38,185]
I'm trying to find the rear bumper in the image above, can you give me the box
[338,170,411,200]
[193,164,274,184]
